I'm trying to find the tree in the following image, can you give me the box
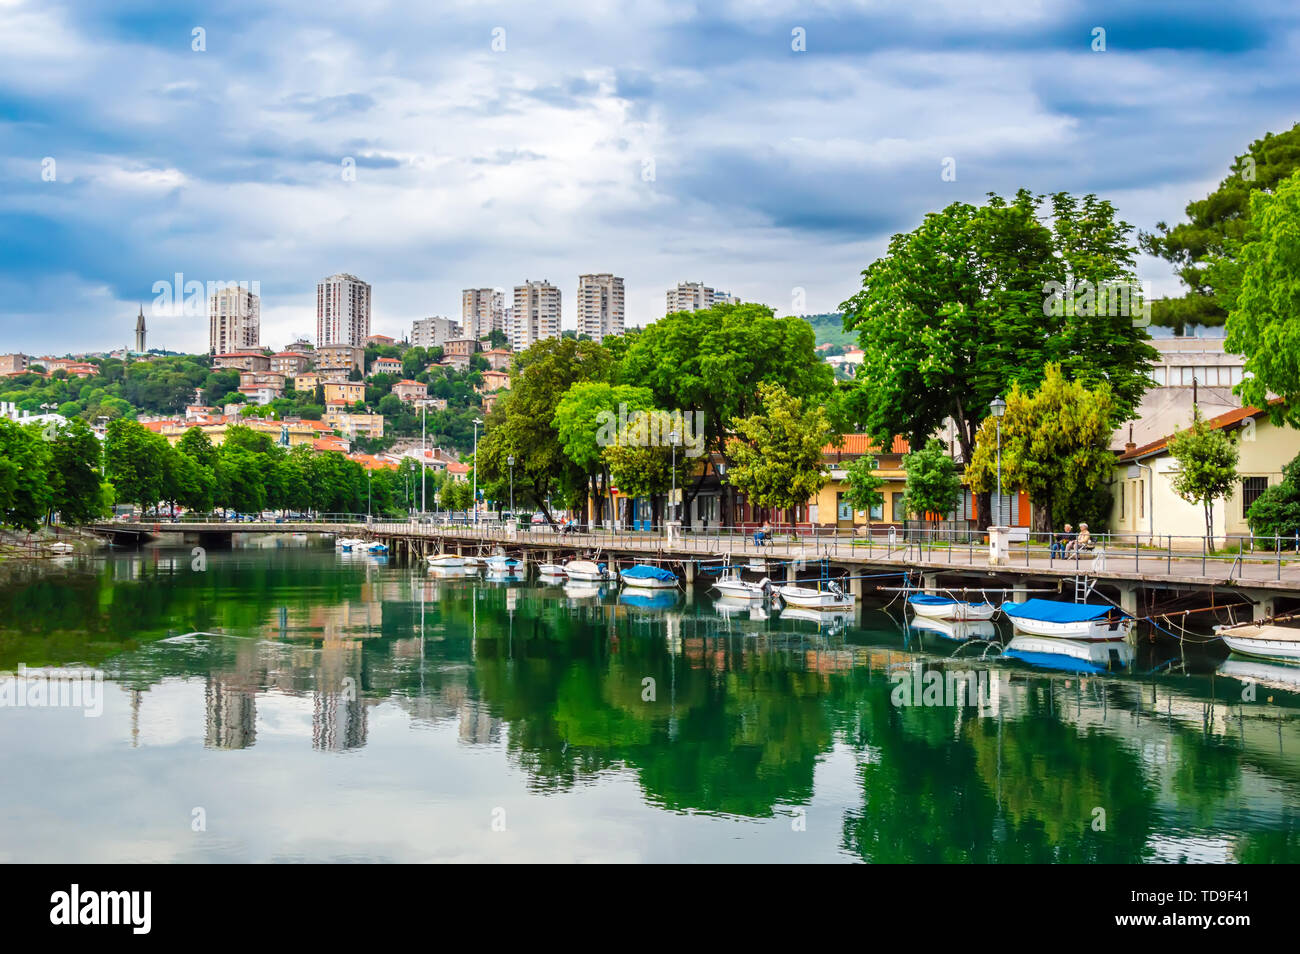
[47,418,104,524]
[726,383,834,517]
[966,365,1117,532]
[621,302,833,522]
[1143,123,1300,330]
[1245,452,1300,540]
[0,420,53,531]
[842,453,884,519]
[1167,409,1240,547]
[899,439,963,530]
[1220,170,1300,423]
[603,410,693,529]
[553,382,655,527]
[177,425,218,470]
[841,190,1156,529]
[104,419,167,511]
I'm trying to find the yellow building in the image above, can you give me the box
[809,435,911,527]
[1112,405,1300,547]
[323,381,365,405]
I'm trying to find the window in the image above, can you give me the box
[1152,367,1167,386]
[1243,476,1268,516]
[836,492,853,521]
[870,500,883,520]
[891,492,905,522]
[1120,483,1125,520]
[1138,480,1144,519]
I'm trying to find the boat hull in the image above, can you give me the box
[1006,617,1133,641]
[778,586,855,610]
[564,561,606,581]
[713,581,767,600]
[427,556,467,568]
[910,599,996,622]
[620,573,677,589]
[1221,634,1300,661]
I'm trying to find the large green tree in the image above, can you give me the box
[0,420,53,531]
[553,381,655,527]
[726,383,835,517]
[841,189,1155,528]
[900,439,964,530]
[46,418,104,524]
[104,419,167,511]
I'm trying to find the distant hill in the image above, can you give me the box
[802,312,857,350]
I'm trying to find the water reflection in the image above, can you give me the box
[0,545,1298,863]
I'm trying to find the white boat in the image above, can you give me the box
[366,542,388,554]
[1216,623,1300,661]
[564,560,608,582]
[777,581,855,610]
[1000,599,1133,642]
[711,568,771,601]
[538,563,567,577]
[1004,635,1134,673]
[427,554,468,568]
[48,542,75,555]
[484,554,521,570]
[336,537,365,549]
[620,564,679,589]
[908,593,996,622]
[909,618,997,642]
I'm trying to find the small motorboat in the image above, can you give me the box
[1000,599,1132,642]
[777,581,855,610]
[484,554,521,570]
[564,560,608,581]
[427,554,468,568]
[909,617,998,642]
[48,542,75,555]
[336,537,365,550]
[620,564,679,589]
[1003,635,1134,673]
[711,568,771,601]
[538,563,567,577]
[1215,622,1300,661]
[908,593,996,622]
[366,542,388,554]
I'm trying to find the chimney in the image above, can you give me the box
[1125,423,1135,454]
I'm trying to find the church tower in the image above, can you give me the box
[134,305,146,354]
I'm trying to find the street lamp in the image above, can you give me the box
[366,470,372,518]
[420,403,427,516]
[668,429,681,530]
[507,455,515,518]
[472,417,484,525]
[990,396,1006,525]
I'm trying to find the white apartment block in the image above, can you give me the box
[461,288,505,340]
[665,281,739,314]
[576,274,625,343]
[209,285,261,355]
[410,316,461,350]
[510,280,562,353]
[316,273,371,346]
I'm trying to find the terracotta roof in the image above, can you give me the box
[821,434,910,457]
[1118,404,1268,461]
[313,437,348,452]
[446,461,471,474]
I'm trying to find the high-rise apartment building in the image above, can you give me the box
[576,274,624,343]
[316,273,371,346]
[410,316,461,350]
[209,285,261,355]
[510,280,561,353]
[665,281,739,314]
[461,289,505,340]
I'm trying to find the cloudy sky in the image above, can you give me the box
[2,0,1298,355]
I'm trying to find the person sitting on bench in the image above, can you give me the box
[1050,523,1073,558]
[753,521,772,547]
[1065,523,1093,556]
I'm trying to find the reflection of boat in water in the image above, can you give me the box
[427,565,477,578]
[1003,635,1134,673]
[1218,656,1300,693]
[909,617,998,642]
[714,595,772,625]
[712,568,772,601]
[777,581,855,610]
[618,589,681,609]
[908,593,996,622]
[620,564,679,589]
[48,541,75,555]
[1001,599,1133,641]
[563,581,606,600]
[1215,623,1300,662]
[780,606,851,632]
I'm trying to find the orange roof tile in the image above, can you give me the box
[821,434,910,457]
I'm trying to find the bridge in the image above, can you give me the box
[84,517,1300,620]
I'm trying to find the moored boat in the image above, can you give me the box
[619,564,679,589]
[1000,599,1132,641]
[538,563,567,577]
[1215,622,1300,661]
[564,559,608,581]
[908,593,996,622]
[711,568,771,601]
[777,581,854,610]
[427,554,468,568]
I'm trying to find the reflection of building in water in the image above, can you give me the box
[458,700,500,744]
[305,600,384,639]
[205,673,257,749]
[312,688,368,751]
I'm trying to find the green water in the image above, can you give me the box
[1,540,1298,863]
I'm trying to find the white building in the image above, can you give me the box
[665,281,739,314]
[316,273,371,346]
[209,285,261,355]
[510,280,561,353]
[461,289,505,340]
[576,274,624,343]
[410,316,461,350]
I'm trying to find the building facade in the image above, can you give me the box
[410,316,461,350]
[316,273,371,346]
[665,281,739,314]
[210,286,261,355]
[212,351,270,372]
[510,280,561,352]
[461,289,505,340]
[576,273,624,343]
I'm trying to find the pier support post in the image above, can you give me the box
[1117,584,1139,616]
[1250,593,1278,621]
[683,562,695,585]
[850,574,864,598]
[787,562,798,583]
[921,572,938,591]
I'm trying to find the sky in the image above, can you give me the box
[1,0,1298,355]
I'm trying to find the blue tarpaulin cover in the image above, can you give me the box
[621,564,678,583]
[1000,599,1123,623]
[909,594,956,606]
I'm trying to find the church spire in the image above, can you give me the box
[134,304,147,353]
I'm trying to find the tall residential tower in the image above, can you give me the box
[509,280,561,352]
[209,285,261,355]
[316,273,371,346]
[461,288,505,340]
[576,274,624,343]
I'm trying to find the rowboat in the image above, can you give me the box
[1215,623,1300,662]
[537,563,567,577]
[619,564,679,589]
[1003,635,1134,673]
[564,560,607,581]
[336,537,365,549]
[711,568,771,601]
[908,593,996,622]
[777,581,854,610]
[1000,599,1133,641]
[427,554,468,568]
[908,617,997,642]
[48,542,75,555]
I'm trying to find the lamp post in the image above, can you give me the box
[990,396,1006,525]
[507,455,515,517]
[472,417,484,525]
[420,404,427,516]
[668,429,681,530]
[366,470,372,518]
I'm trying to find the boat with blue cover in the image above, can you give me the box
[619,564,679,589]
[907,593,996,622]
[1000,598,1133,641]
